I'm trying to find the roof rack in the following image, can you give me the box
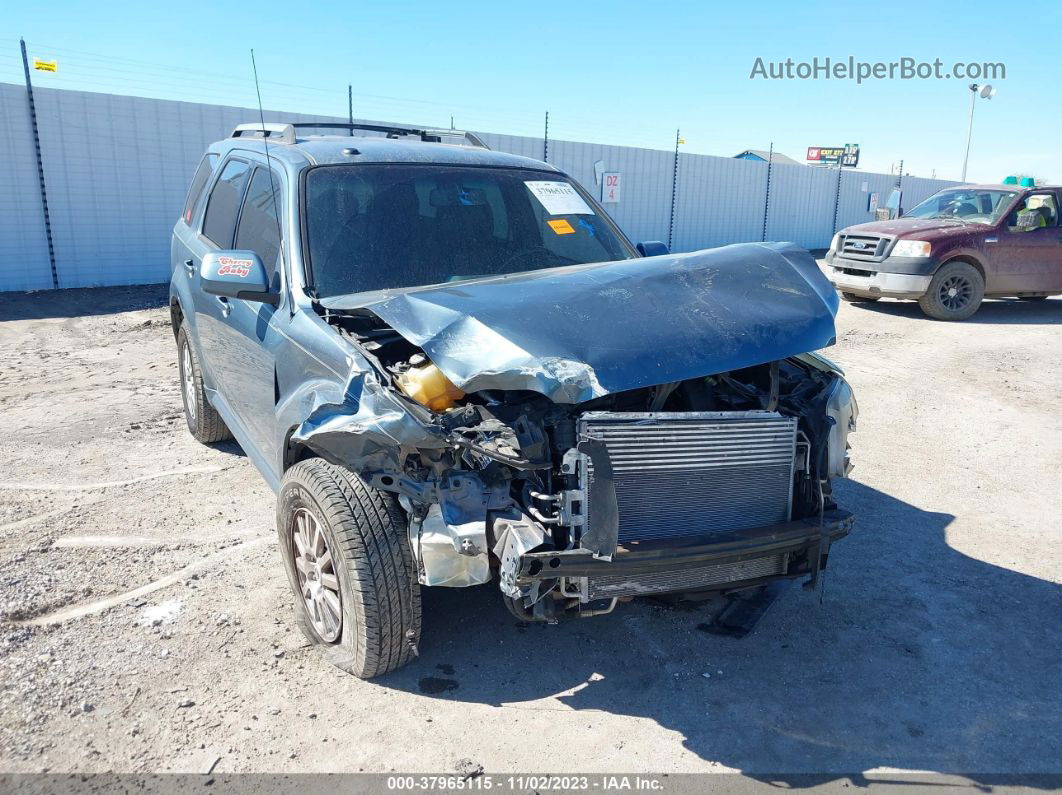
[230,122,296,144]
[293,122,489,149]
[230,121,489,149]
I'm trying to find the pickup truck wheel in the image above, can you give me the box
[277,459,421,679]
[841,292,880,303]
[177,324,231,443]
[917,262,984,321]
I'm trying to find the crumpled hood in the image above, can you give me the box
[320,242,838,404]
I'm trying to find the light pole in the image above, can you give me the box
[961,83,995,182]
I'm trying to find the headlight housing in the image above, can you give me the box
[892,239,931,258]
[825,377,858,478]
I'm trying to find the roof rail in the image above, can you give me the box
[230,122,295,144]
[289,122,489,149]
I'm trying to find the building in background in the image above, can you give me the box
[734,149,802,166]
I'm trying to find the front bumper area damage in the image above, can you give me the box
[294,242,858,620]
[516,510,852,610]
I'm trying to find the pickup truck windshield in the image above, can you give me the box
[905,188,1018,225]
[305,164,635,297]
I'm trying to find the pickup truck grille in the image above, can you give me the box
[839,234,890,260]
[577,411,797,545]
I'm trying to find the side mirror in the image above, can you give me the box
[637,240,669,257]
[883,189,903,220]
[200,251,277,304]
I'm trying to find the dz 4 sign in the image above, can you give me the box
[602,172,621,204]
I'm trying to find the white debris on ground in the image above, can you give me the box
[139,600,183,627]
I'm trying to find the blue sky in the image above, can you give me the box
[3,0,1058,183]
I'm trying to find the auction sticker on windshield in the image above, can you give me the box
[525,181,595,215]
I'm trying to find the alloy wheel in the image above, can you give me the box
[292,508,342,642]
[181,342,197,424]
[938,275,973,311]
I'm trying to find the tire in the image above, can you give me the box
[177,323,231,443]
[277,459,421,679]
[841,292,880,303]
[917,261,985,321]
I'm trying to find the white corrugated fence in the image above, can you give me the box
[0,82,958,292]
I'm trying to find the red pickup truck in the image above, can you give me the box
[825,184,1062,320]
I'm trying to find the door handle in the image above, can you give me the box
[184,259,195,277]
[216,296,231,317]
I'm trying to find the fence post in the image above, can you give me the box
[20,38,58,290]
[761,142,773,242]
[542,111,549,163]
[667,129,680,251]
[831,163,843,234]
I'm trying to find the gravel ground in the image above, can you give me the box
[0,282,1059,778]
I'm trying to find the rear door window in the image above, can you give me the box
[202,159,251,247]
[235,167,283,284]
[181,153,218,225]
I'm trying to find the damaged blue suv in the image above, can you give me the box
[170,122,857,678]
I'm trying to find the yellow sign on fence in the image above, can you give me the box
[33,58,57,72]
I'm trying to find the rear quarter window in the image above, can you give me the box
[181,153,218,225]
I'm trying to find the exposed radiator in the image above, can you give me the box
[578,411,797,544]
[587,553,788,600]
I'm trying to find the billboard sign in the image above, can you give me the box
[807,144,860,167]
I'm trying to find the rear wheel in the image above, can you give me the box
[841,292,880,303]
[917,261,984,321]
[177,324,231,443]
[277,459,421,679]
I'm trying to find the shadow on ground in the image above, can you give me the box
[847,296,1062,325]
[210,439,247,458]
[382,479,1061,783]
[0,284,168,321]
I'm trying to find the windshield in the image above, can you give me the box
[304,164,635,297]
[904,188,1018,225]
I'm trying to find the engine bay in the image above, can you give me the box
[297,303,856,619]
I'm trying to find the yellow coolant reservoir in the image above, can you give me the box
[396,362,465,412]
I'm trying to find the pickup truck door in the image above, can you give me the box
[989,191,1062,292]
[207,164,289,471]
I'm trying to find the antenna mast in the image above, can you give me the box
[249,49,285,289]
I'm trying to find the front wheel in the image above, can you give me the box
[917,261,984,321]
[277,459,421,679]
